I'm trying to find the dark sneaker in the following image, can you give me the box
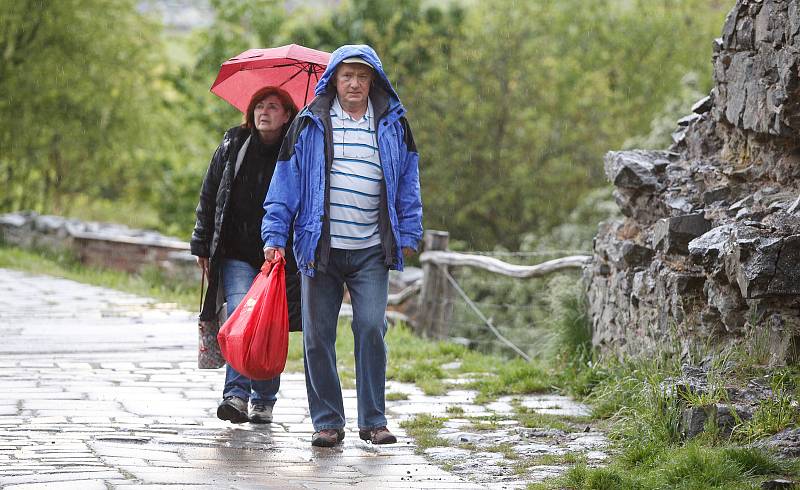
[311,428,346,447]
[216,396,249,424]
[249,402,273,424]
[359,426,397,444]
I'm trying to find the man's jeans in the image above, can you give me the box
[302,245,389,431]
[221,258,280,406]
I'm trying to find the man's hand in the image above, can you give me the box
[195,256,209,274]
[402,247,416,258]
[264,247,285,261]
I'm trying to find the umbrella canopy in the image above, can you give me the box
[210,44,331,113]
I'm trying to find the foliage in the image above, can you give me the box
[0,0,178,219]
[2,0,729,249]
[413,0,727,248]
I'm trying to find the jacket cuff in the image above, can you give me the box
[263,233,288,249]
[190,242,209,257]
[398,236,419,251]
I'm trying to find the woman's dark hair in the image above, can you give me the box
[243,86,298,133]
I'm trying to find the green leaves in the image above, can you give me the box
[0,0,168,215]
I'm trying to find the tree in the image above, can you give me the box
[0,0,171,215]
[410,0,728,249]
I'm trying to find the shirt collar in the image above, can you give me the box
[331,96,372,122]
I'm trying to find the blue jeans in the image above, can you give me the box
[302,245,389,431]
[221,258,280,406]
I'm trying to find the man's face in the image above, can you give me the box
[335,63,374,107]
[253,95,290,133]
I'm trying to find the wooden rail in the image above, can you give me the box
[387,279,422,306]
[410,230,592,347]
[420,251,591,278]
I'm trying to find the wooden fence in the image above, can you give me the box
[389,230,591,359]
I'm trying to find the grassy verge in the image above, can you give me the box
[537,351,800,489]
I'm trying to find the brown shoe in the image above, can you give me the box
[311,428,345,447]
[359,426,397,444]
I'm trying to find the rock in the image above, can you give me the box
[680,403,753,439]
[760,428,800,457]
[761,480,796,490]
[703,186,731,205]
[619,241,654,268]
[677,113,702,127]
[680,407,709,439]
[729,230,800,298]
[604,151,668,190]
[689,224,735,266]
[438,430,484,444]
[692,95,713,114]
[654,214,713,255]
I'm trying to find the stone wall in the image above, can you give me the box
[587,0,800,364]
[0,212,197,280]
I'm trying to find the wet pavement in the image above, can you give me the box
[0,268,605,489]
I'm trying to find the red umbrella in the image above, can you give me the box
[210,44,331,113]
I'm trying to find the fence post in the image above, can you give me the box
[417,230,453,338]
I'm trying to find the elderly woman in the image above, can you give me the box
[191,86,300,424]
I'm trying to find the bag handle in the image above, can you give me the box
[261,250,285,273]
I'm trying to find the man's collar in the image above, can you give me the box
[331,96,372,122]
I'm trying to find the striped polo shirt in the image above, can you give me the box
[329,96,382,249]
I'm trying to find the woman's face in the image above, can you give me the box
[253,95,290,134]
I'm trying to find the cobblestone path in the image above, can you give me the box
[0,268,488,489]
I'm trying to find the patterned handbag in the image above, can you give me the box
[198,269,225,369]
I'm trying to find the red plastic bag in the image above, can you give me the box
[217,255,289,380]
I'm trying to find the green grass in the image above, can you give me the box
[399,414,450,453]
[446,405,465,415]
[733,370,800,443]
[484,442,519,460]
[547,351,800,490]
[467,415,501,431]
[548,443,797,490]
[515,406,587,431]
[386,391,409,401]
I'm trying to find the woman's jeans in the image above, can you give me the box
[221,258,280,406]
[301,245,389,431]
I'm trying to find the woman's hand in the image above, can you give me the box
[196,256,209,274]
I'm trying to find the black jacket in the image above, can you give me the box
[191,125,301,331]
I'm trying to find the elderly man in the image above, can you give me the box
[261,44,422,447]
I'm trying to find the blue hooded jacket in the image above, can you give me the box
[261,44,423,276]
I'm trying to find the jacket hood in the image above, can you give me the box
[314,44,401,104]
